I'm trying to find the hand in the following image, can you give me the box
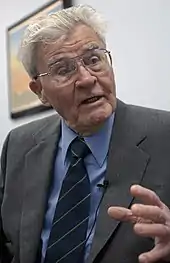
[108,184,170,263]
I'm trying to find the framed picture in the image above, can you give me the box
[6,0,72,119]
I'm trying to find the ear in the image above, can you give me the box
[29,79,42,96]
[29,79,51,106]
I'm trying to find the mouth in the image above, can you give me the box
[81,95,103,104]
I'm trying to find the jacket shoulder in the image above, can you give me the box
[123,101,170,130]
[11,114,60,139]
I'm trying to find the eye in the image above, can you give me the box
[51,62,75,76]
[88,55,100,65]
[57,67,69,76]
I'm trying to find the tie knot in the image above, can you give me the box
[70,137,90,160]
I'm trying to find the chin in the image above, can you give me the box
[90,113,110,125]
[84,109,113,131]
[68,105,113,135]
[90,105,113,123]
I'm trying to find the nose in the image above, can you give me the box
[75,64,97,89]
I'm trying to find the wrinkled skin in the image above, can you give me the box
[108,185,170,263]
[29,24,116,136]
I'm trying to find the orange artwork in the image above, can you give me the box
[7,0,72,118]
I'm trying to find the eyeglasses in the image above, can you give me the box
[34,48,112,86]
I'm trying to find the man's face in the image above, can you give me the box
[30,24,117,135]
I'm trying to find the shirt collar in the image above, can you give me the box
[61,113,114,167]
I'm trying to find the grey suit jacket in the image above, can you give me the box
[1,100,170,263]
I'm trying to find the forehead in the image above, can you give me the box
[39,24,105,66]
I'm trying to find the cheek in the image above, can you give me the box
[43,83,77,116]
[98,69,116,97]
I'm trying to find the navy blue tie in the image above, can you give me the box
[44,137,91,263]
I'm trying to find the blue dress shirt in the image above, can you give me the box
[41,114,114,262]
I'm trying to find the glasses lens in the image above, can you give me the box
[82,49,112,72]
[50,58,76,84]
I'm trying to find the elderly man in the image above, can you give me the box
[1,4,170,263]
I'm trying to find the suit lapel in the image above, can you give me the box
[88,101,150,263]
[19,117,61,263]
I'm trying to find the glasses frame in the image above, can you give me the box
[33,48,112,80]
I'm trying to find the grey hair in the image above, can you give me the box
[18,4,107,78]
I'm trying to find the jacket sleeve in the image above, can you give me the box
[0,133,13,263]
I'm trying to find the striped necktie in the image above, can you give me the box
[44,137,91,263]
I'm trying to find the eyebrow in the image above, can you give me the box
[48,57,64,67]
[85,43,100,50]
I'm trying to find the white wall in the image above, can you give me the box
[0,0,170,149]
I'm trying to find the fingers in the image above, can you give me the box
[108,205,167,225]
[130,185,163,208]
[108,205,169,238]
[107,206,150,224]
[138,244,170,263]
[131,204,166,224]
[108,207,134,222]
[108,185,170,263]
[134,223,170,238]
[108,184,168,225]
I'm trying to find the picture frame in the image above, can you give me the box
[6,0,72,119]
